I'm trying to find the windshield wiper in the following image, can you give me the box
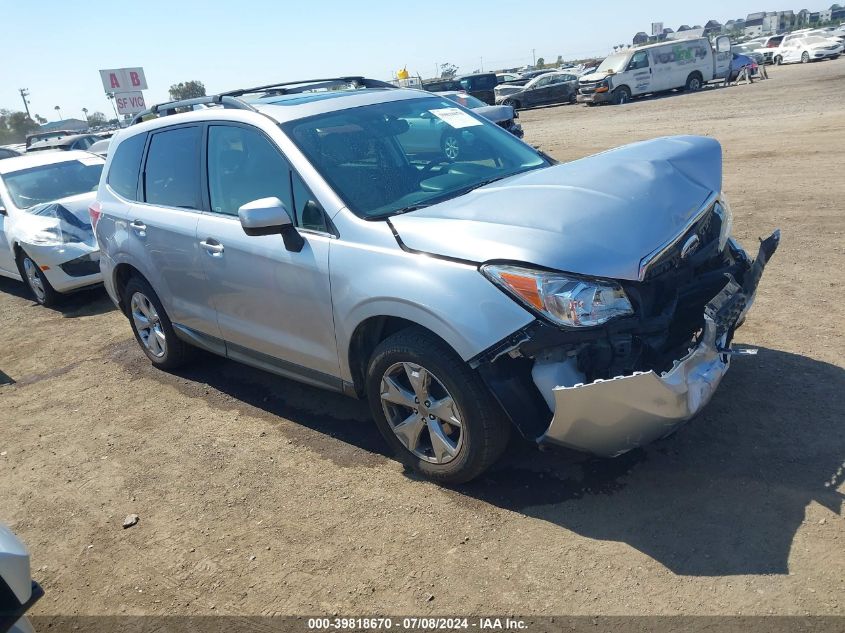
[368,174,512,220]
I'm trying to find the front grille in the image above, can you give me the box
[640,204,722,282]
[579,82,599,95]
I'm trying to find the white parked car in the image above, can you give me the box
[0,151,104,306]
[772,35,843,64]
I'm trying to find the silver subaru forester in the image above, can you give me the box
[92,77,779,484]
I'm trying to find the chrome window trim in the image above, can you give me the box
[637,191,719,282]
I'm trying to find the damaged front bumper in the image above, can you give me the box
[538,230,780,456]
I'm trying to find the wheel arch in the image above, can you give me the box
[112,262,146,315]
[346,314,467,398]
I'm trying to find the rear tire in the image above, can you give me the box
[17,250,60,307]
[366,327,510,485]
[774,56,783,65]
[502,98,519,109]
[123,275,193,370]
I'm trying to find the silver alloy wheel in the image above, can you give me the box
[443,135,460,160]
[22,257,46,302]
[379,362,464,464]
[130,291,167,358]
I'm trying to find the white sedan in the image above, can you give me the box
[0,151,104,306]
[772,35,843,65]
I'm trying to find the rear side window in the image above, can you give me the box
[144,126,202,209]
[107,133,146,200]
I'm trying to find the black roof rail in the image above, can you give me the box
[129,95,256,125]
[129,77,396,126]
[220,76,397,98]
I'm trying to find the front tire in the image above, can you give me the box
[774,55,783,65]
[366,327,510,484]
[801,52,811,64]
[611,86,631,105]
[123,275,193,370]
[18,251,60,307]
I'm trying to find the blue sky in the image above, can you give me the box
[4,0,773,120]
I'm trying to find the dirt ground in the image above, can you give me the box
[2,61,843,618]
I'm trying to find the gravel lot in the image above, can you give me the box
[2,61,843,617]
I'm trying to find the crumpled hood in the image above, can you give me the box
[579,71,612,83]
[389,136,721,281]
[473,104,515,123]
[13,192,97,247]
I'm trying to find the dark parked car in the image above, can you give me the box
[0,146,22,160]
[497,68,554,87]
[438,91,523,138]
[422,78,463,93]
[494,72,579,109]
[26,134,100,153]
[456,73,499,104]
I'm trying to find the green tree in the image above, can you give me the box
[0,109,38,143]
[34,114,47,124]
[168,80,207,101]
[536,57,545,68]
[87,112,107,126]
[439,63,459,78]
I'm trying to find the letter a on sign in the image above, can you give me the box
[110,73,121,89]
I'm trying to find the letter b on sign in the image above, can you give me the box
[130,72,141,87]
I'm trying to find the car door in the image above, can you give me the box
[196,123,340,382]
[626,50,652,94]
[0,184,18,276]
[525,75,553,105]
[132,124,217,335]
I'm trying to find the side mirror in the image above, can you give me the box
[238,197,304,252]
[0,206,6,216]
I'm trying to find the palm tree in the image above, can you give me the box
[82,107,89,123]
[54,105,62,120]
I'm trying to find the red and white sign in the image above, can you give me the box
[114,91,147,115]
[99,67,148,92]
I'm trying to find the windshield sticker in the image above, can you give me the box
[429,108,483,129]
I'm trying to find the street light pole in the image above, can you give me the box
[19,89,31,118]
[532,48,536,67]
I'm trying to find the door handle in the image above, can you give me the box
[129,220,146,236]
[199,239,224,256]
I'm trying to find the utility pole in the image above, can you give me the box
[480,56,484,72]
[532,49,536,67]
[19,89,31,118]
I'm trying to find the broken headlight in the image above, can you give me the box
[715,197,733,252]
[482,264,634,328]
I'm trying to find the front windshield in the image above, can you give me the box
[596,53,628,73]
[3,158,103,210]
[282,96,547,219]
[443,93,487,109]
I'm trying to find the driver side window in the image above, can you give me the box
[207,125,293,217]
[628,51,650,70]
